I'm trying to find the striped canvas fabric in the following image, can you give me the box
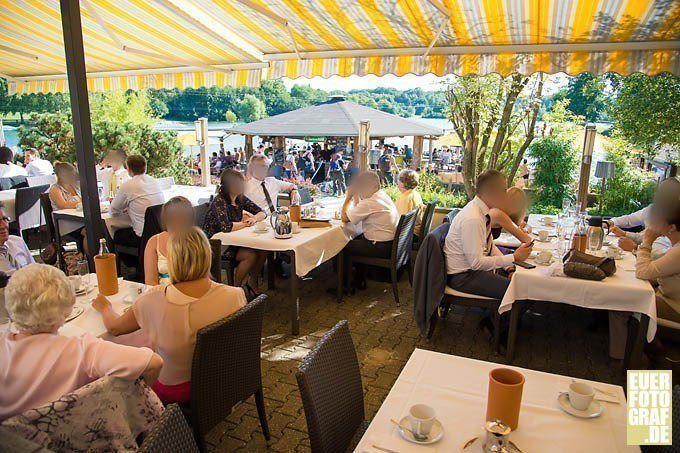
[2,0,678,94]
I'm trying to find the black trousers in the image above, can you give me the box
[447,270,510,300]
[345,235,392,285]
[113,227,141,249]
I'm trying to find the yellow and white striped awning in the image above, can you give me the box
[2,0,679,94]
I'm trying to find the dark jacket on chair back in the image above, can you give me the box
[413,222,450,335]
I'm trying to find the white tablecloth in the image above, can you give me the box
[357,349,636,453]
[0,189,16,219]
[59,276,146,339]
[497,215,657,341]
[213,221,350,277]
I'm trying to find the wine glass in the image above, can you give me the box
[77,259,90,287]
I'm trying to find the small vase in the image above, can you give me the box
[486,367,525,430]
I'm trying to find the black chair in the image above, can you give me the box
[139,404,199,453]
[113,204,163,278]
[641,385,679,452]
[188,294,270,451]
[298,187,313,204]
[194,202,210,228]
[296,320,368,453]
[443,207,461,223]
[347,209,418,305]
[40,192,66,270]
[10,184,50,240]
[209,238,222,282]
[413,200,437,251]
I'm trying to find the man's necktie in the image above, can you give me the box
[485,214,493,256]
[261,181,276,214]
[0,244,17,270]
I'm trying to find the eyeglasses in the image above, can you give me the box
[0,216,10,223]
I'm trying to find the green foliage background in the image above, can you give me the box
[527,136,579,210]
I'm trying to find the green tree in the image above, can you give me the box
[609,73,680,153]
[89,91,156,125]
[224,110,237,122]
[527,136,579,209]
[234,94,267,122]
[552,73,607,122]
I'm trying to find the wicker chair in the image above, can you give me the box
[209,238,222,283]
[413,200,437,251]
[347,209,418,305]
[296,320,368,453]
[139,404,199,453]
[188,294,270,451]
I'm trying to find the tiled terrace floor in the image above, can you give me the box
[207,263,630,452]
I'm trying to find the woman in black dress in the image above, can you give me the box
[203,169,267,296]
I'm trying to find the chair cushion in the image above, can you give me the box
[444,286,496,300]
[658,317,680,330]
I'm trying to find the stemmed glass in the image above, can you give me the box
[77,259,90,288]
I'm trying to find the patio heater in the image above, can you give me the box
[576,124,596,212]
[358,120,371,171]
[595,161,616,213]
[195,118,210,187]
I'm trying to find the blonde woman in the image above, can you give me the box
[144,196,195,286]
[93,227,246,404]
[488,186,532,246]
[1,264,162,420]
[394,169,425,236]
[49,162,88,254]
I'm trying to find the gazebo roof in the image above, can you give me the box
[228,97,443,138]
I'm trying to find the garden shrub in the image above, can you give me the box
[527,136,578,210]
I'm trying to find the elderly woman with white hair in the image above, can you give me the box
[0,264,163,421]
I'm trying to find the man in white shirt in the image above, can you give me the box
[341,171,399,289]
[0,204,34,275]
[244,155,300,215]
[110,155,165,250]
[23,148,54,177]
[444,170,532,299]
[0,146,27,178]
[99,149,130,197]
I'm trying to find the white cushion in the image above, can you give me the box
[444,286,495,300]
[657,317,680,331]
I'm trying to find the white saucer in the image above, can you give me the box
[397,416,444,445]
[253,229,269,234]
[557,393,604,418]
[65,306,84,322]
[75,284,94,296]
[534,258,554,266]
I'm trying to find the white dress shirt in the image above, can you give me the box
[610,206,650,229]
[444,196,514,275]
[0,163,27,178]
[0,235,35,274]
[110,174,165,236]
[99,167,131,196]
[244,176,294,214]
[346,190,399,242]
[25,158,54,177]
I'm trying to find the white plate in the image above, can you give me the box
[557,393,604,418]
[65,306,84,322]
[460,435,523,452]
[75,284,94,296]
[397,416,444,445]
[253,229,269,234]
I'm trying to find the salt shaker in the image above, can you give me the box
[483,420,511,452]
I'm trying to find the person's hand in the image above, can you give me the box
[513,241,533,262]
[618,237,638,252]
[643,225,664,245]
[92,293,112,313]
[610,225,626,237]
[243,216,257,227]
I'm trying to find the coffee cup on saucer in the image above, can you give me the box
[409,404,436,439]
[254,221,268,233]
[535,250,552,265]
[568,382,594,410]
[537,230,550,242]
[606,245,622,259]
[542,216,554,226]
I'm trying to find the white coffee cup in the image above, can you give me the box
[409,404,436,438]
[542,216,554,226]
[255,221,268,232]
[538,230,550,242]
[535,250,552,264]
[606,245,622,259]
[568,381,595,411]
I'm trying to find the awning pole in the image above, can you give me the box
[60,0,103,264]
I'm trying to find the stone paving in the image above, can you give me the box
[206,262,629,452]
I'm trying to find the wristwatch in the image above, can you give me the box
[638,244,653,252]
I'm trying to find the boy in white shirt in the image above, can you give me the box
[23,148,54,177]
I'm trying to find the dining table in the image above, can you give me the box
[493,214,656,367]
[356,348,637,453]
[212,197,352,335]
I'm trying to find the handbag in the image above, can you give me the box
[40,241,59,266]
[562,249,616,281]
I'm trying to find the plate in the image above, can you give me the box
[253,229,269,234]
[65,305,84,322]
[557,393,604,418]
[460,435,523,452]
[75,284,94,296]
[396,416,444,445]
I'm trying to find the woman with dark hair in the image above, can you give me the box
[202,169,267,296]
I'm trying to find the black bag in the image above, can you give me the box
[562,249,616,281]
[40,241,59,266]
